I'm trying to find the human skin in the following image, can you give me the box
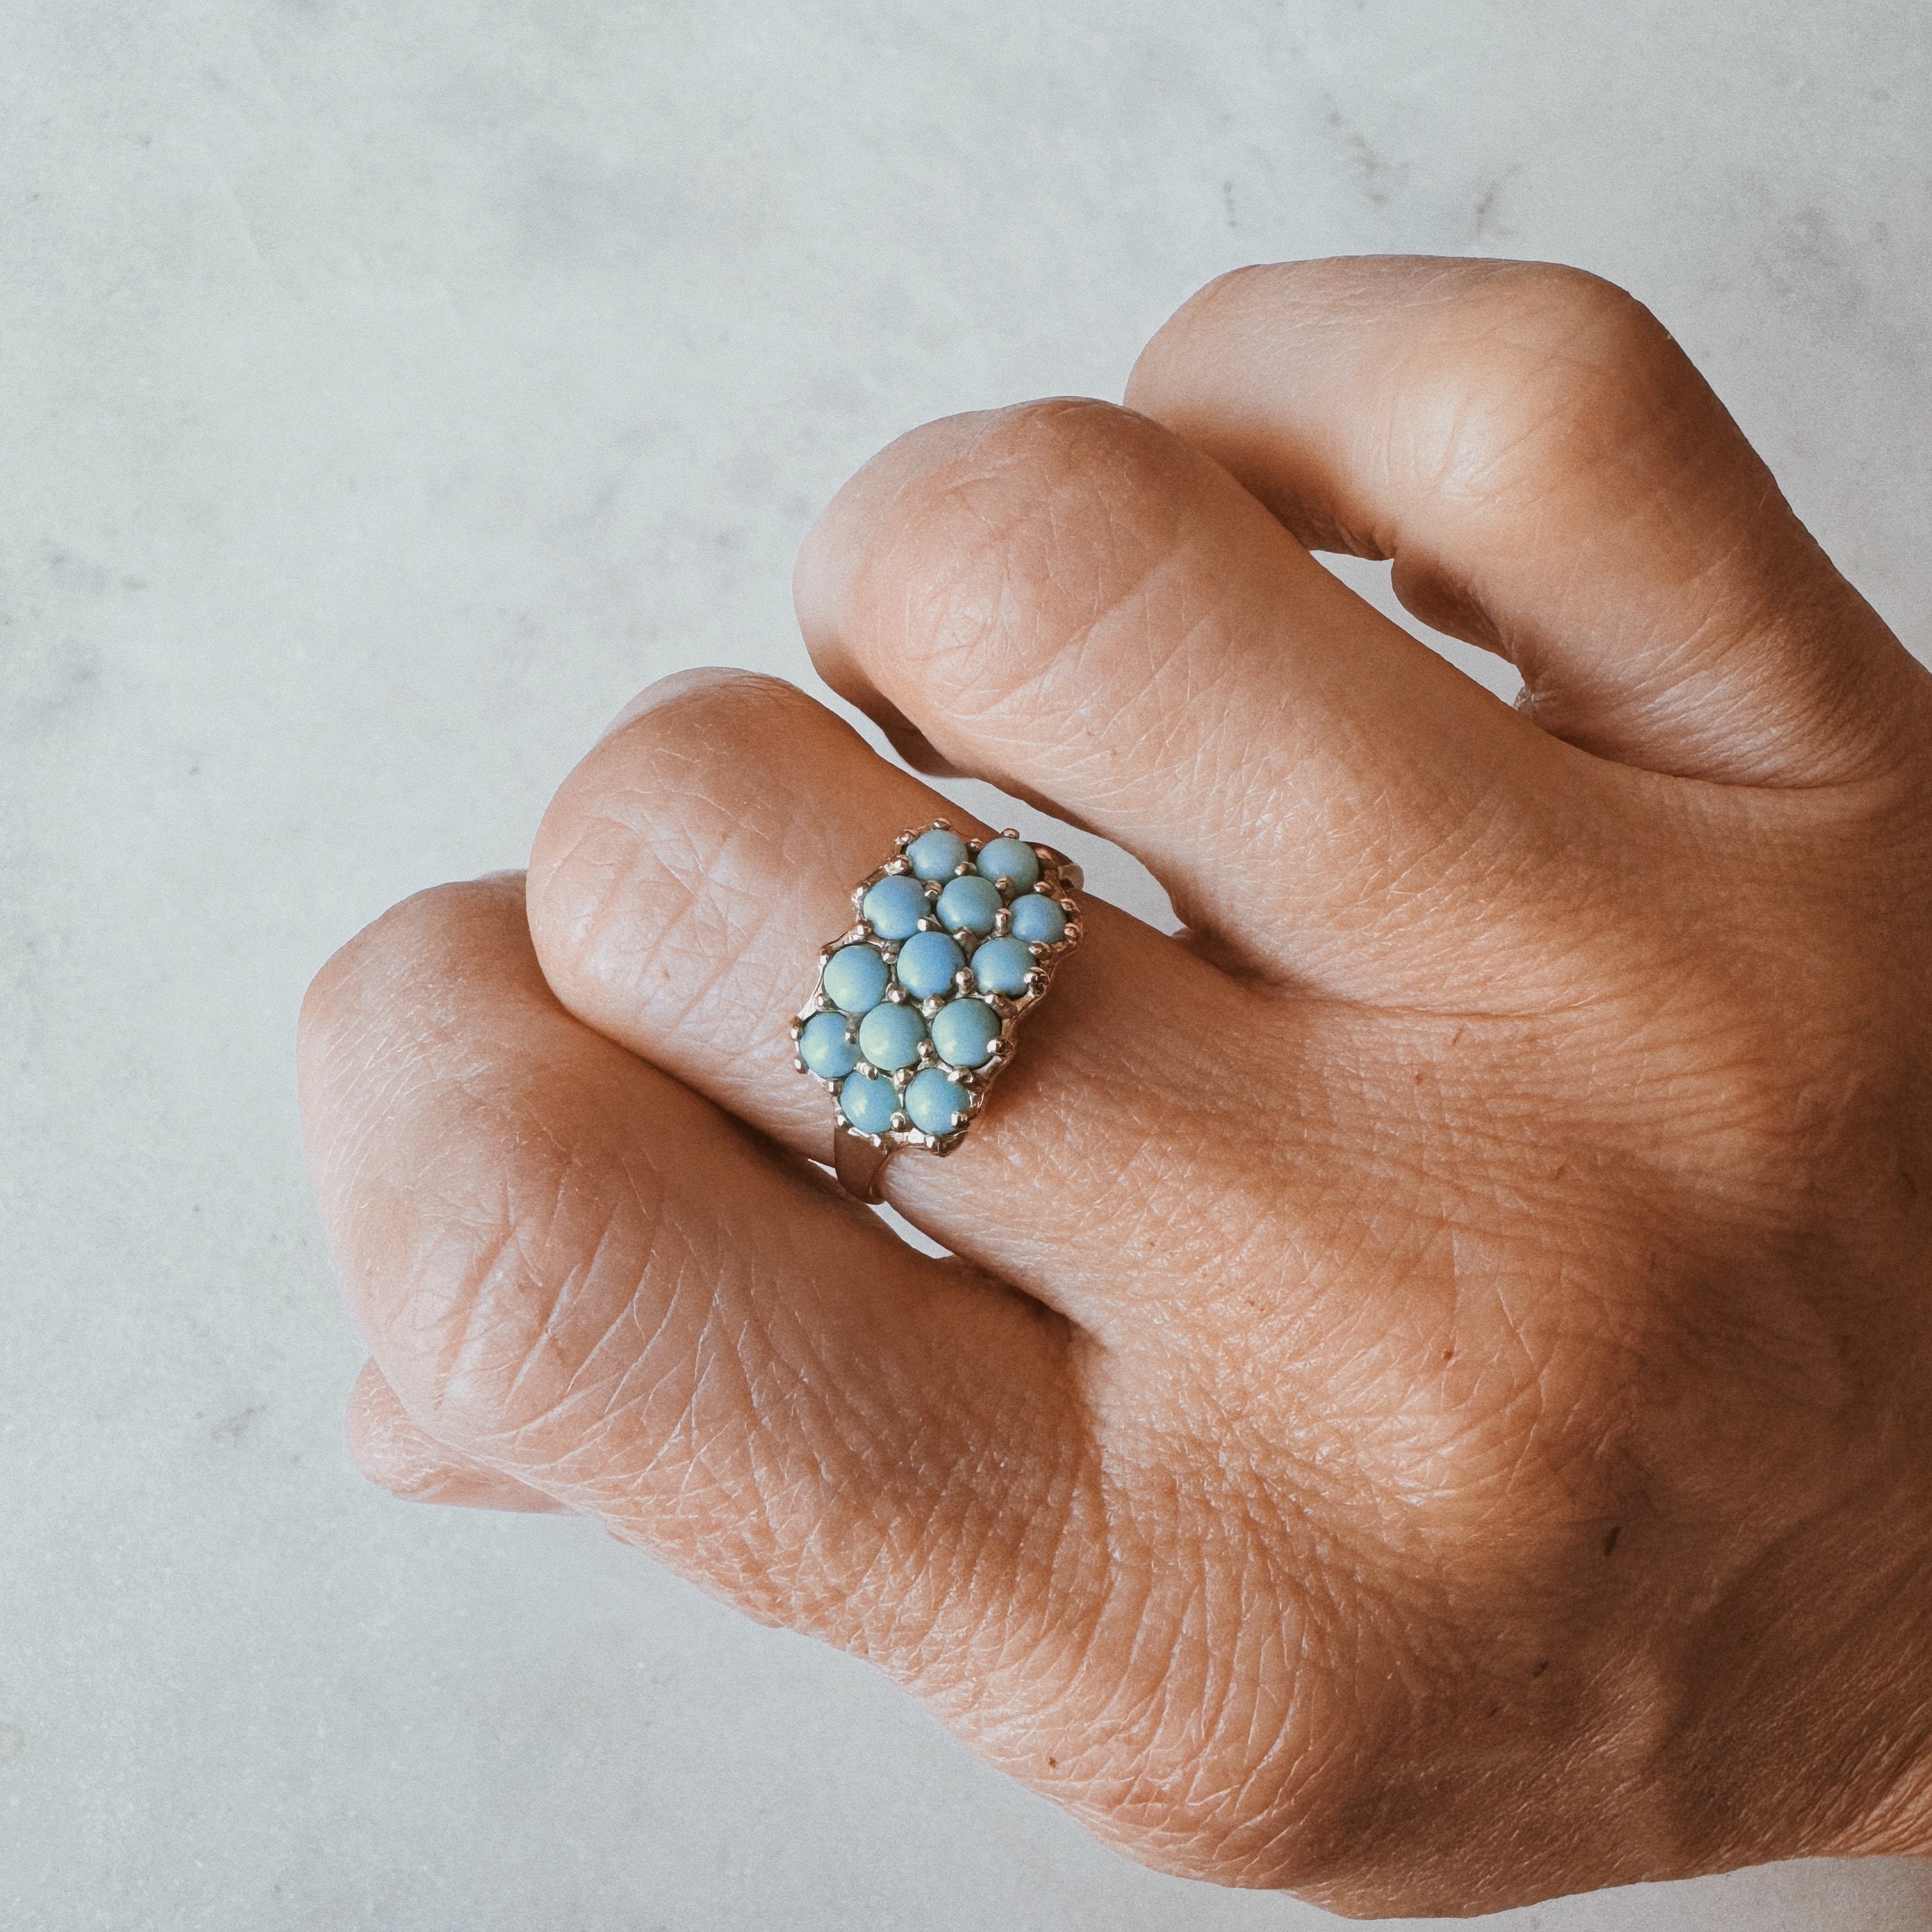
[299,257,1932,1917]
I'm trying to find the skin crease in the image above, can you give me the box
[297,258,1932,1918]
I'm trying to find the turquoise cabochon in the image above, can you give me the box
[797,825,1080,1144]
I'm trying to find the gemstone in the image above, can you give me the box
[970,935,1034,995]
[895,930,965,999]
[1009,893,1068,946]
[905,1066,970,1135]
[906,828,969,881]
[862,873,928,940]
[839,1069,898,1133]
[823,944,889,1013]
[976,837,1041,893]
[857,1001,925,1071]
[937,874,1000,936]
[931,996,1002,1068]
[799,1010,859,1078]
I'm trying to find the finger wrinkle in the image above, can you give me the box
[537,806,762,1026]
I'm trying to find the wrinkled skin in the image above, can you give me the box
[299,258,1932,1917]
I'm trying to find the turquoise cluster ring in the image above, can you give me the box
[792,820,1084,1202]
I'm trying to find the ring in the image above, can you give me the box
[792,820,1084,1202]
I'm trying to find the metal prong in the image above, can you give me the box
[1037,845,1083,892]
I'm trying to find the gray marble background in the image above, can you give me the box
[6,3,1932,1926]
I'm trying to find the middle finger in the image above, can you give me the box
[795,397,1583,997]
[526,668,1305,1333]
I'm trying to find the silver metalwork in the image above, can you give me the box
[792,819,1085,1203]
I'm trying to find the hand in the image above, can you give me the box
[299,257,1932,1917]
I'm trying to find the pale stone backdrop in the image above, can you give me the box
[5,3,1931,1926]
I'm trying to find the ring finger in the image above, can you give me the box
[525,667,1305,1335]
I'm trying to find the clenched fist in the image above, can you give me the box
[298,258,1932,1917]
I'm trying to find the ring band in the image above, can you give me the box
[792,820,1084,1202]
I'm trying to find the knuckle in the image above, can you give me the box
[296,884,629,1450]
[1135,259,1312,364]
[406,1202,583,1446]
[856,398,1177,711]
[1492,261,1676,387]
[1467,256,1645,332]
[1404,263,1690,483]
[297,878,523,1107]
[1157,257,1692,496]
[1177,258,1295,329]
[388,1096,676,1453]
[527,668,822,999]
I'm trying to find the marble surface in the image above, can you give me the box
[4,3,1931,1926]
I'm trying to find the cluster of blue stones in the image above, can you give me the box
[793,823,1079,1148]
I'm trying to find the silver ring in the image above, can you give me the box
[792,820,1084,1202]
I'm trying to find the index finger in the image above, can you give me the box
[1128,256,1930,785]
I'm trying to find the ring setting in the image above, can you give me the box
[793,820,1084,1200]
